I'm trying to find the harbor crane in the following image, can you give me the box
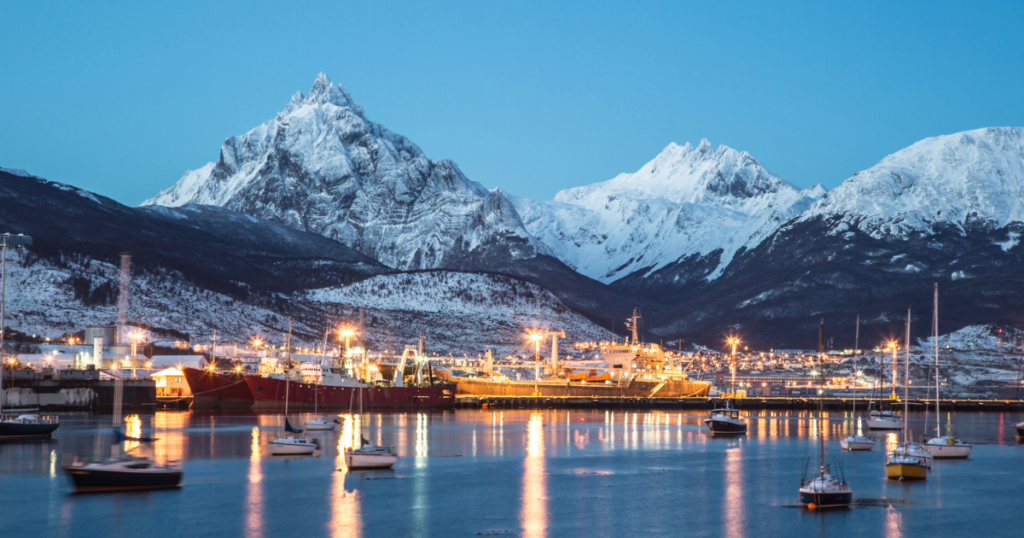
[529,329,566,372]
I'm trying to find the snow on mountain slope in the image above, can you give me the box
[4,251,610,357]
[305,272,611,356]
[513,140,824,283]
[144,73,543,270]
[798,127,1024,238]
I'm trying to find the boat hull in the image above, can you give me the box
[346,451,398,470]
[1017,423,1024,436]
[922,444,972,459]
[245,376,455,411]
[885,463,928,480]
[866,419,902,430]
[181,368,254,410]
[0,421,59,439]
[704,418,747,435]
[269,442,316,455]
[63,466,182,492]
[840,440,875,451]
[799,490,852,508]
[452,377,711,398]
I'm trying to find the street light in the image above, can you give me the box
[887,340,898,400]
[530,332,543,394]
[129,331,143,379]
[727,337,740,397]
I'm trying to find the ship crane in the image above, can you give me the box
[528,329,566,372]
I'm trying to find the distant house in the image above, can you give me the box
[152,368,191,398]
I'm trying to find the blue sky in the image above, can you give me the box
[2,1,1023,206]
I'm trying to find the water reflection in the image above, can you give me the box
[521,412,547,538]
[723,446,744,538]
[885,502,903,538]
[247,426,263,538]
[332,417,361,538]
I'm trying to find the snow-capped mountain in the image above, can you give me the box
[513,140,824,284]
[654,127,1024,348]
[797,127,1024,238]
[0,169,612,355]
[145,73,545,271]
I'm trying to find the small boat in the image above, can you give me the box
[799,472,853,509]
[884,452,929,481]
[800,319,852,509]
[921,284,972,460]
[62,374,183,492]
[923,436,973,459]
[704,405,746,435]
[0,414,60,439]
[884,309,928,481]
[304,367,336,431]
[840,435,875,451]
[269,319,319,456]
[304,418,336,431]
[346,436,398,470]
[269,435,318,455]
[1016,421,1024,436]
[63,454,182,492]
[842,318,875,451]
[866,410,902,430]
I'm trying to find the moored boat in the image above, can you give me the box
[884,453,929,480]
[704,405,746,435]
[269,435,318,455]
[345,444,398,470]
[799,472,853,509]
[0,414,59,439]
[840,435,875,451]
[63,455,182,492]
[921,283,973,460]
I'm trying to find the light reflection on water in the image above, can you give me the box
[1,409,1023,537]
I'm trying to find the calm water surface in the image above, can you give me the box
[1,409,1022,537]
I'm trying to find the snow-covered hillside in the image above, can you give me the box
[513,140,823,282]
[3,251,610,357]
[798,127,1024,238]
[144,73,544,271]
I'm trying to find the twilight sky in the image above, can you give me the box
[2,1,1023,206]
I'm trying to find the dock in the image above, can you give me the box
[455,395,1024,411]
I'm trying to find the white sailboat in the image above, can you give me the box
[866,339,903,431]
[885,308,929,480]
[305,328,336,431]
[344,367,397,470]
[842,315,875,451]
[922,283,973,459]
[270,319,318,456]
[799,319,853,509]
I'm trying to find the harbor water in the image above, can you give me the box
[2,409,1022,537]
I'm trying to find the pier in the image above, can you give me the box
[456,395,1024,411]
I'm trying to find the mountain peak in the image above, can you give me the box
[801,127,1024,237]
[294,72,364,115]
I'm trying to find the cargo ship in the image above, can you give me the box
[449,311,712,399]
[181,367,255,410]
[245,346,455,411]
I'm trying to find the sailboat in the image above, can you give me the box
[922,283,973,458]
[344,363,398,470]
[884,308,929,481]
[800,319,853,509]
[63,372,183,492]
[866,339,903,431]
[305,329,336,431]
[270,319,318,456]
[842,315,875,451]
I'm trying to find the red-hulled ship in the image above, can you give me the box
[182,367,255,410]
[244,374,455,410]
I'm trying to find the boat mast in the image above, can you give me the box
[934,283,940,439]
[285,317,292,417]
[853,315,859,419]
[818,318,825,479]
[903,308,911,449]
